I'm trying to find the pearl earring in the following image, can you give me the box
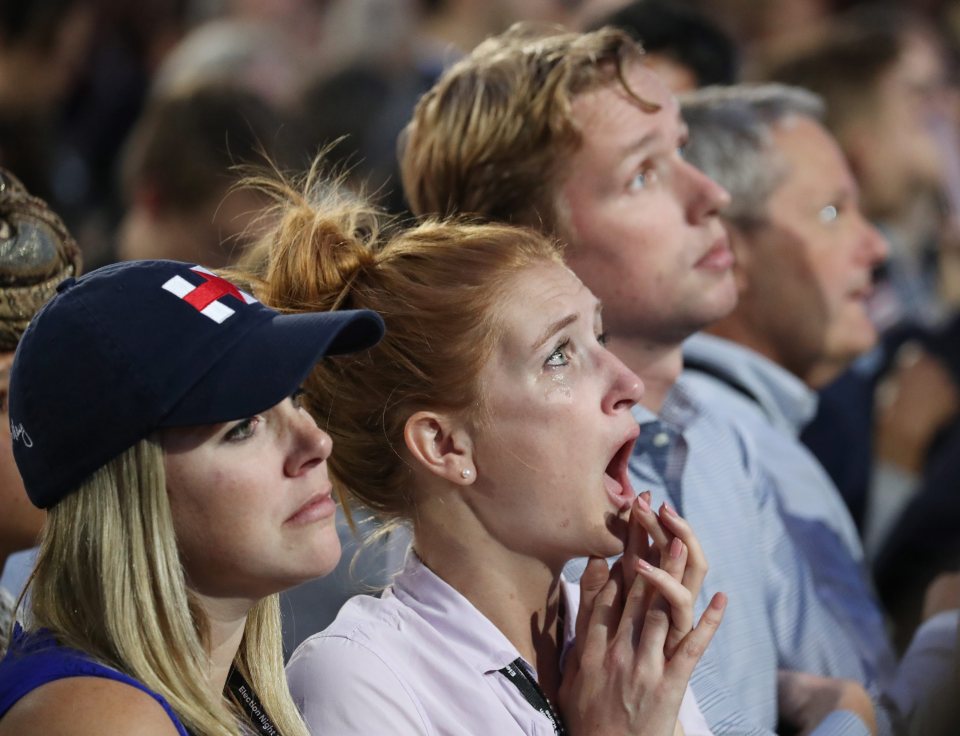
[461,468,473,480]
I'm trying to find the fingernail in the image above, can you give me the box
[640,489,652,503]
[661,501,677,517]
[636,558,654,572]
[669,537,684,559]
[636,494,651,513]
[710,592,727,609]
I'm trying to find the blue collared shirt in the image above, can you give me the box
[682,333,897,697]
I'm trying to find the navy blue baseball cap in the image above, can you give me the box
[9,260,385,509]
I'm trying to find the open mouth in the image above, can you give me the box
[603,432,638,511]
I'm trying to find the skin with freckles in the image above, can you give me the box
[461,262,645,568]
[405,259,724,727]
[547,370,573,401]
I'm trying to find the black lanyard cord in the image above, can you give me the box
[498,658,568,735]
[227,666,283,736]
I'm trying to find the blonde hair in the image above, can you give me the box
[400,23,654,232]
[232,163,564,523]
[26,438,307,736]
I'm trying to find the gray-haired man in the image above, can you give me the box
[680,82,896,695]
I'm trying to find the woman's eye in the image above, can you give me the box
[225,416,261,442]
[818,204,839,224]
[545,340,570,368]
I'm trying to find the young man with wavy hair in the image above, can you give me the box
[400,24,886,735]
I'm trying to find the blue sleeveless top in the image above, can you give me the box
[0,623,189,735]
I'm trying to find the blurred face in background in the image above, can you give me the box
[0,2,95,116]
[855,27,948,219]
[116,188,267,270]
[729,117,888,386]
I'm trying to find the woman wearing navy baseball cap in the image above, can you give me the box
[0,259,383,735]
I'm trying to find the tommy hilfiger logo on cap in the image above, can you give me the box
[162,266,258,324]
[10,420,32,447]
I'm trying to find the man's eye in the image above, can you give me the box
[629,170,650,191]
[819,204,839,224]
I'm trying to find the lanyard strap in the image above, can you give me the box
[227,666,283,736]
[682,357,771,420]
[498,658,568,735]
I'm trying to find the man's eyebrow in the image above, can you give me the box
[618,131,659,159]
[532,314,578,351]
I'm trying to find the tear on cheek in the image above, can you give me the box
[544,373,573,401]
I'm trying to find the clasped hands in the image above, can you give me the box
[559,491,726,736]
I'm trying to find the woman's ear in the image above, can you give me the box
[403,411,475,485]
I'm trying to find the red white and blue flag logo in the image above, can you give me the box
[162,266,258,323]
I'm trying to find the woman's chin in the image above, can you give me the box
[576,532,627,564]
[603,509,630,548]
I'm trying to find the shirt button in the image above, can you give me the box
[652,432,670,447]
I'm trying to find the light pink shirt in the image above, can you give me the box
[286,553,712,735]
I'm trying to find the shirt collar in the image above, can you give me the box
[631,380,701,433]
[391,552,579,677]
[683,332,817,435]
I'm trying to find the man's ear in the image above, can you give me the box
[403,410,476,485]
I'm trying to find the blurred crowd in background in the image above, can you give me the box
[7,0,960,660]
[7,0,960,270]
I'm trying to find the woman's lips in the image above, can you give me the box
[285,490,336,525]
[603,430,639,511]
[603,473,632,511]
